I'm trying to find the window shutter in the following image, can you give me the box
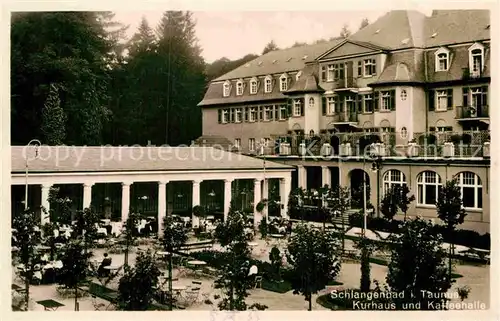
[218,109,222,123]
[372,59,377,75]
[244,107,249,121]
[390,90,396,111]
[258,106,263,121]
[462,88,469,107]
[373,92,379,111]
[358,61,362,77]
[428,90,435,111]
[322,97,327,115]
[287,99,292,117]
[275,105,279,120]
[230,109,235,123]
[269,106,274,121]
[300,98,305,116]
[447,89,453,110]
[357,95,362,113]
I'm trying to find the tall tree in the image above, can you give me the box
[154,11,205,146]
[11,12,117,145]
[340,24,351,38]
[128,16,156,58]
[359,18,370,30]
[435,179,467,278]
[41,83,66,145]
[262,40,279,55]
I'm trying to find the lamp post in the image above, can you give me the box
[25,139,41,210]
[370,143,383,218]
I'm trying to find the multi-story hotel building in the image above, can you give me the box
[198,10,491,233]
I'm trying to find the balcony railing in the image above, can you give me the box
[337,112,358,123]
[263,130,490,158]
[456,105,489,119]
[334,76,358,89]
[462,68,484,79]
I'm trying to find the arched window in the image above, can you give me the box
[469,43,484,76]
[236,79,244,95]
[435,47,450,72]
[383,170,406,194]
[308,97,315,108]
[223,81,231,97]
[280,74,288,91]
[250,78,258,94]
[417,171,442,205]
[455,172,482,209]
[264,76,273,93]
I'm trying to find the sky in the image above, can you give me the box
[113,10,422,63]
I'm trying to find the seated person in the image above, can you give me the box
[97,253,112,277]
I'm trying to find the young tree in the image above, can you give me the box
[354,237,379,292]
[72,207,100,254]
[12,208,43,311]
[286,224,341,311]
[258,215,268,239]
[340,24,351,38]
[57,240,93,311]
[435,179,467,278]
[213,207,254,310]
[330,186,351,253]
[41,83,67,145]
[398,185,415,221]
[262,40,279,55]
[118,249,161,310]
[386,217,453,310]
[122,213,140,268]
[380,186,400,221]
[161,215,188,310]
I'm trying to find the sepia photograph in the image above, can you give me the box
[7,4,493,314]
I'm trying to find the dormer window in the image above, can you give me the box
[296,71,302,81]
[280,74,288,91]
[264,76,272,93]
[236,80,244,96]
[250,78,258,94]
[469,43,484,76]
[435,48,450,72]
[223,81,231,97]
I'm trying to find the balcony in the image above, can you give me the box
[336,112,358,123]
[333,76,358,91]
[456,105,489,120]
[462,68,484,80]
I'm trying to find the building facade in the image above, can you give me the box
[198,10,491,233]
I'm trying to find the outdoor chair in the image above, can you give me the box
[184,287,200,305]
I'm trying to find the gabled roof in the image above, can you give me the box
[213,38,343,81]
[315,39,388,61]
[424,10,490,47]
[349,10,427,49]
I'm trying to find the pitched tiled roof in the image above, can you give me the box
[193,135,236,151]
[213,38,343,81]
[286,65,324,94]
[371,62,425,85]
[11,146,293,173]
[424,10,490,47]
[349,10,427,49]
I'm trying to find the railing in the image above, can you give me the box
[335,76,358,89]
[462,68,484,79]
[264,130,490,158]
[456,105,489,119]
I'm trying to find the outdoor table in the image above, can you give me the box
[172,284,187,291]
[187,260,207,266]
[37,299,65,311]
[269,234,285,239]
[157,251,170,256]
[104,265,120,270]
[248,242,259,247]
[35,245,51,251]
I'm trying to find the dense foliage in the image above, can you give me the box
[386,218,453,310]
[118,250,161,310]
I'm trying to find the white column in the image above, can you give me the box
[297,165,307,189]
[121,182,131,222]
[322,166,331,188]
[83,183,94,209]
[223,179,233,221]
[253,179,262,228]
[41,184,52,224]
[280,177,291,218]
[158,181,168,235]
[262,179,269,218]
[192,180,201,228]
